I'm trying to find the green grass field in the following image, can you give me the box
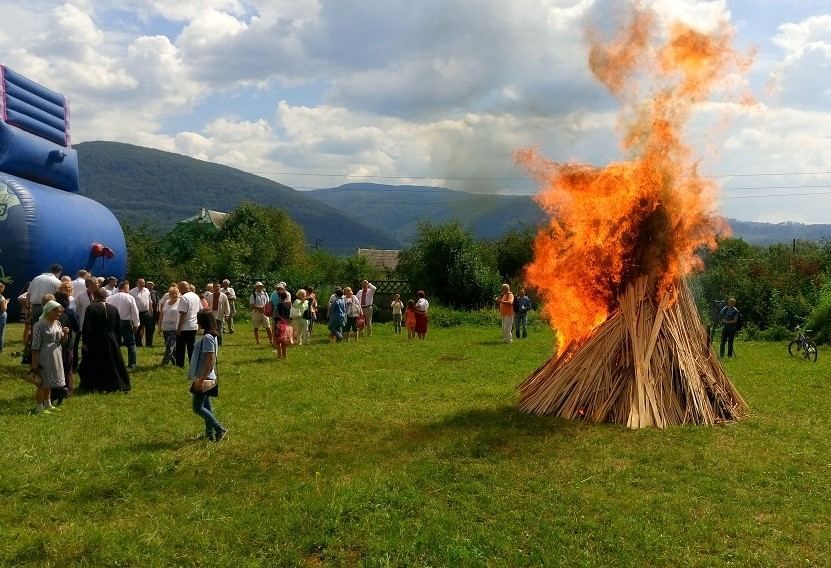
[0,322,829,567]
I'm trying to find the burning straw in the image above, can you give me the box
[517,7,750,427]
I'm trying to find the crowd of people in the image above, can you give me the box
[11,266,444,438]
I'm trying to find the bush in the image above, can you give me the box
[760,324,791,342]
[740,322,761,341]
[806,281,831,344]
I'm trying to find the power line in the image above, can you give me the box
[723,184,831,192]
[724,191,831,200]
[251,169,831,182]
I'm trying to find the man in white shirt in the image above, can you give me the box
[176,280,201,367]
[103,277,118,297]
[72,269,88,299]
[221,279,237,334]
[129,277,153,348]
[205,280,230,345]
[359,280,377,337]
[27,263,63,323]
[249,281,273,346]
[106,280,140,369]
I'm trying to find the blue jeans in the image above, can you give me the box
[0,312,6,351]
[515,312,528,338]
[192,392,225,436]
[118,320,137,366]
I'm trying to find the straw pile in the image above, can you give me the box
[519,277,747,428]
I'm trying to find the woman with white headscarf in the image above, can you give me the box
[29,300,69,414]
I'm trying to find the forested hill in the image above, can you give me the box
[305,183,831,246]
[304,183,545,243]
[76,141,400,254]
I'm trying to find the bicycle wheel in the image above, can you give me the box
[805,341,818,362]
[788,340,800,357]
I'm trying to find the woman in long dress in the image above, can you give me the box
[79,288,131,393]
[29,300,68,414]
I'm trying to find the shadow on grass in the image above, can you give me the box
[423,405,575,436]
[393,405,582,462]
[0,393,34,416]
[128,436,207,452]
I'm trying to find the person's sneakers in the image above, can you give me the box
[214,429,228,442]
[128,365,137,370]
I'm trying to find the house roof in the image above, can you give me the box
[179,208,228,229]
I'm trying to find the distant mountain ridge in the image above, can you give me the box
[305,182,831,246]
[74,142,831,251]
[76,142,400,254]
[304,183,544,243]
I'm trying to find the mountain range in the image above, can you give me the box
[75,141,831,251]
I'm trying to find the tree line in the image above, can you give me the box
[123,203,831,341]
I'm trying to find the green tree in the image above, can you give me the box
[490,226,536,282]
[398,221,501,309]
[215,202,306,279]
[123,223,174,283]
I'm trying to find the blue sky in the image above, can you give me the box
[2,0,831,223]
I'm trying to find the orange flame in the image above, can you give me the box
[519,8,750,354]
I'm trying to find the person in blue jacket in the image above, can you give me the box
[513,288,532,339]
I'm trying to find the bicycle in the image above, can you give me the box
[788,325,818,362]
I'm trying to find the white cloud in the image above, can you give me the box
[771,15,831,111]
[3,0,831,224]
[176,9,248,50]
[147,0,246,22]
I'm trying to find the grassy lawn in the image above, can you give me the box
[0,321,829,567]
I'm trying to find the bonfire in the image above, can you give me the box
[518,8,749,428]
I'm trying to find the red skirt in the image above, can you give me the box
[414,312,428,334]
[274,319,294,345]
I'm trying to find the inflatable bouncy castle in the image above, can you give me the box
[0,65,126,318]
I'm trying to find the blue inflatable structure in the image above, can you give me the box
[0,64,126,317]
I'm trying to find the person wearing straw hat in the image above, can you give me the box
[29,300,69,414]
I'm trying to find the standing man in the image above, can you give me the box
[106,280,139,369]
[130,278,152,347]
[146,281,159,346]
[498,283,515,344]
[27,263,63,324]
[72,269,88,299]
[103,277,118,297]
[175,281,201,367]
[513,288,532,339]
[359,279,377,337]
[249,281,273,346]
[719,297,740,359]
[206,280,230,345]
[221,279,237,334]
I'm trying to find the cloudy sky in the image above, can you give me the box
[2,0,831,223]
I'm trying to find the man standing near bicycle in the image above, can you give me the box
[719,297,739,358]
